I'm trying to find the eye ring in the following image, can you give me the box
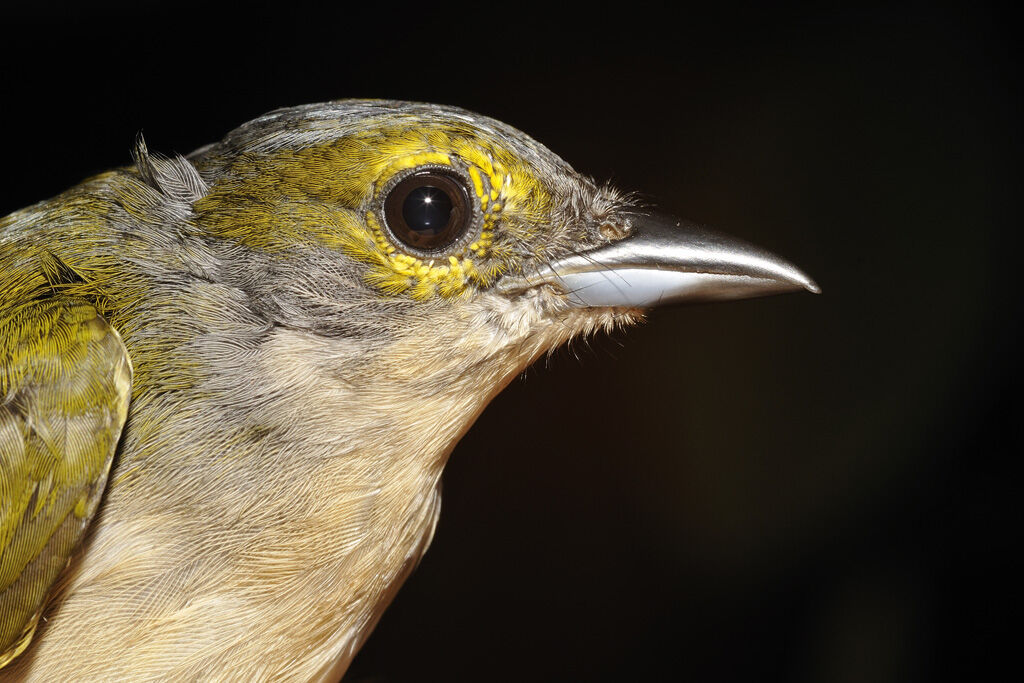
[380,167,478,255]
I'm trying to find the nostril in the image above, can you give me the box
[599,220,631,241]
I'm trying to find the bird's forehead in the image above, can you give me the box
[213,100,568,167]
[199,100,575,192]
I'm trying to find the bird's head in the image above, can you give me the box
[133,100,817,470]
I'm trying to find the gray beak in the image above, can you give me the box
[499,212,820,307]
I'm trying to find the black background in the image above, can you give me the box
[2,2,1017,681]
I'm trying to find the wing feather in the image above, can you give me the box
[0,298,131,668]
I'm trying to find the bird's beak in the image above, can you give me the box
[498,212,820,307]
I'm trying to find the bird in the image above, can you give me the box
[0,100,818,680]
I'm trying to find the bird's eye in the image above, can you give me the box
[382,170,472,252]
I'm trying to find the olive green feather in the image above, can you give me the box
[0,298,132,666]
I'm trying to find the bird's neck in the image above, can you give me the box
[10,316,526,680]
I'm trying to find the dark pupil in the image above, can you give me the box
[401,185,453,236]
